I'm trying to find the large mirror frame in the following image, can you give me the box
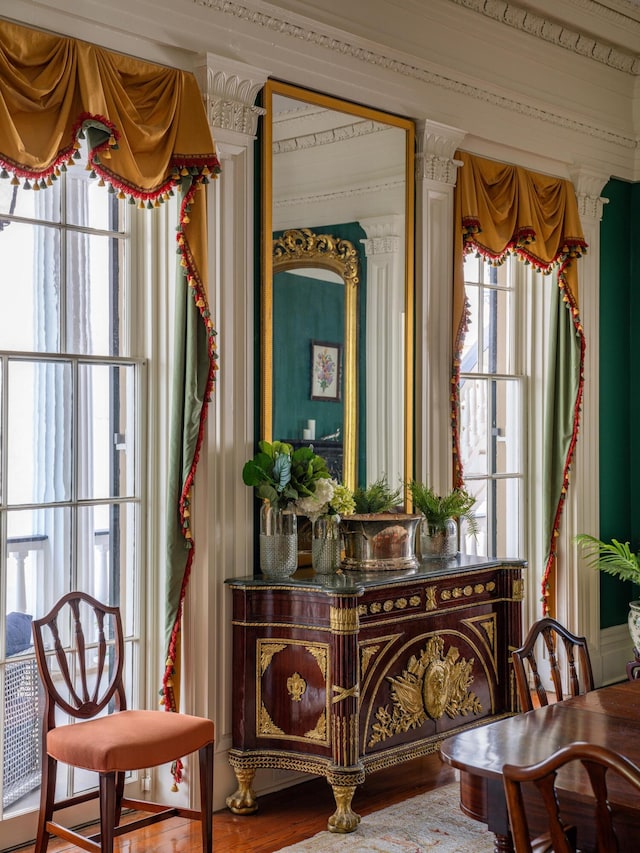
[261,79,415,496]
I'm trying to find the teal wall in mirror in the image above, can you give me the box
[273,221,367,483]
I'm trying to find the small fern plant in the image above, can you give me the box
[352,477,402,514]
[408,482,478,536]
[575,534,640,586]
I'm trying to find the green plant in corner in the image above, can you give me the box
[352,476,402,514]
[407,482,479,536]
[574,534,640,587]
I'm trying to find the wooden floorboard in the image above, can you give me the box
[14,753,456,852]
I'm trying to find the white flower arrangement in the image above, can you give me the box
[295,478,355,523]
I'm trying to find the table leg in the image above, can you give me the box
[485,777,514,853]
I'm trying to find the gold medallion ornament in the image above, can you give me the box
[368,636,482,746]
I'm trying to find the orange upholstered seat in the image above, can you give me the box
[32,591,214,853]
[46,709,214,772]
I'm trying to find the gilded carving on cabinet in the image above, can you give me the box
[307,645,328,677]
[463,613,498,673]
[305,710,327,740]
[360,644,380,679]
[287,672,307,701]
[260,642,287,674]
[425,586,437,611]
[330,606,359,634]
[256,639,330,744]
[441,580,496,601]
[368,636,482,747]
[512,578,525,601]
[332,683,360,704]
[259,704,285,735]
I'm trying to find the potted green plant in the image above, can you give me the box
[242,440,331,576]
[340,477,422,571]
[575,534,640,651]
[408,482,478,559]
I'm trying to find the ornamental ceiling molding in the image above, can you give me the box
[449,0,640,75]
[195,0,637,151]
[273,120,389,155]
[273,179,404,210]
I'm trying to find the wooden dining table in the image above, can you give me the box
[440,679,640,852]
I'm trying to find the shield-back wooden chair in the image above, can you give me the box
[31,591,214,853]
[503,741,640,852]
[511,616,594,712]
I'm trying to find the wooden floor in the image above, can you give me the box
[16,753,457,852]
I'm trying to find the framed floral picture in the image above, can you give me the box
[310,340,342,401]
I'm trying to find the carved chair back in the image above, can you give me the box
[511,617,594,712]
[32,591,125,732]
[503,741,640,853]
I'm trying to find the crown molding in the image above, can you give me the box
[195,0,637,155]
[448,0,640,75]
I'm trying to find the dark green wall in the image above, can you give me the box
[599,178,640,627]
[272,222,367,483]
[273,271,345,440]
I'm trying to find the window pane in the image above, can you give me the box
[462,284,512,375]
[462,477,522,559]
[76,503,138,630]
[458,377,521,476]
[0,223,60,352]
[6,507,72,619]
[66,232,126,356]
[0,178,61,221]
[77,364,136,499]
[7,361,72,504]
[65,167,125,232]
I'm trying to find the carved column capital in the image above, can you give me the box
[194,53,268,139]
[359,215,403,256]
[568,165,611,222]
[415,119,466,185]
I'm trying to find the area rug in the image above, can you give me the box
[275,783,495,852]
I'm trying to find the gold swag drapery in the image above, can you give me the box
[452,152,587,613]
[0,18,220,755]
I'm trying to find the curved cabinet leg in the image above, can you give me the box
[327,784,361,833]
[226,767,258,814]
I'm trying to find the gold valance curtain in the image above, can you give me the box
[452,152,587,613]
[0,19,220,736]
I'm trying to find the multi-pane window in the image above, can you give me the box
[458,254,524,559]
[0,156,142,816]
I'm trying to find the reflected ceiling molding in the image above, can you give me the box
[273,180,404,211]
[449,0,640,74]
[194,0,636,149]
[273,120,389,155]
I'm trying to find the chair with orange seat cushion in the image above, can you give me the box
[31,591,214,853]
[511,616,594,712]
[503,741,640,852]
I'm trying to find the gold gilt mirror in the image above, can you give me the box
[261,79,415,495]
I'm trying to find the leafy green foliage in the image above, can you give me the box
[575,534,640,586]
[352,477,402,514]
[408,482,478,535]
[242,440,331,509]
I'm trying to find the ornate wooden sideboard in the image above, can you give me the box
[225,557,524,832]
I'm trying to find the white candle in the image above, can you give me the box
[307,419,316,439]
[303,428,312,440]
